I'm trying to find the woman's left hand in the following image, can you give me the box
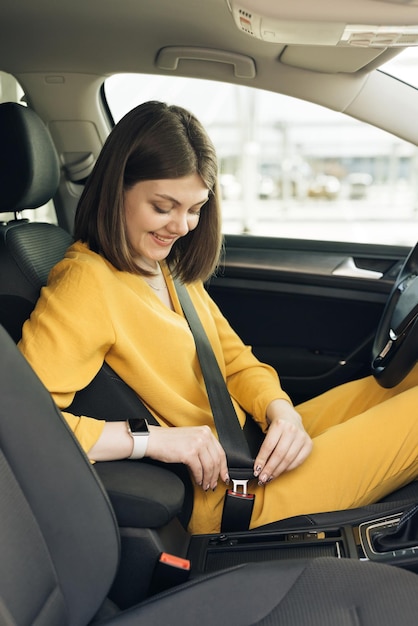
[253,398,313,486]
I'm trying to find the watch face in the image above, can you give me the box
[128,417,149,434]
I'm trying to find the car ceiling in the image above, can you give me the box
[1,0,418,143]
[1,0,417,75]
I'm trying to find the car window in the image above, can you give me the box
[0,71,57,225]
[0,70,24,104]
[380,47,418,89]
[105,73,418,246]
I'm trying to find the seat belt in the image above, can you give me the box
[174,278,256,532]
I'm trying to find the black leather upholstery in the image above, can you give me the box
[0,102,60,212]
[0,221,73,340]
[2,323,418,625]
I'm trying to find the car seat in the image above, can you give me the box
[2,322,418,625]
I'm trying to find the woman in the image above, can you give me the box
[19,101,418,534]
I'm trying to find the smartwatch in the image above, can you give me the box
[127,417,150,459]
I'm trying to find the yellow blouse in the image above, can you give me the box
[18,241,291,533]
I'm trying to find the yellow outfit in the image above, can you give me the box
[19,241,418,534]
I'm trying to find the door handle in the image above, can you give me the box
[332,257,383,280]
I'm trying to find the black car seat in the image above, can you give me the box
[2,322,418,626]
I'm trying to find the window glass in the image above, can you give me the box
[0,71,57,225]
[380,47,418,88]
[105,73,418,246]
[0,70,25,103]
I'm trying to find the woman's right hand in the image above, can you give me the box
[146,425,229,491]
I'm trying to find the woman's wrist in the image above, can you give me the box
[266,398,302,427]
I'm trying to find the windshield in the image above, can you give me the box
[380,47,418,88]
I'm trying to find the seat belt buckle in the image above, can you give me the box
[221,478,255,533]
[150,552,191,595]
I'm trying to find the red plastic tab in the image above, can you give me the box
[159,552,191,571]
[227,489,255,500]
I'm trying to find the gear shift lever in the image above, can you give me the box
[373,504,418,552]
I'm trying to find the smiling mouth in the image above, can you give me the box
[152,232,175,244]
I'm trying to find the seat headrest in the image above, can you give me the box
[0,102,60,214]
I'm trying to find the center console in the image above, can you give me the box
[110,502,418,609]
[189,526,349,573]
[187,507,418,575]
[359,511,418,568]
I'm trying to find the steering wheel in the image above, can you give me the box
[372,242,418,388]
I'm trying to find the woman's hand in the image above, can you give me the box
[254,399,313,486]
[88,421,229,492]
[147,424,230,491]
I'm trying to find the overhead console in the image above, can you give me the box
[224,0,418,73]
[225,0,418,48]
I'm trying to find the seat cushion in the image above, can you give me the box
[101,557,418,626]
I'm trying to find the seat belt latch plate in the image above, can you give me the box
[231,478,249,496]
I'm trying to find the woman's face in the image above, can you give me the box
[124,173,209,270]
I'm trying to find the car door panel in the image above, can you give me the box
[206,235,409,405]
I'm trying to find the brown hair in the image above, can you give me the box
[74,101,222,282]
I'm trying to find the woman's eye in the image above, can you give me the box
[153,205,169,214]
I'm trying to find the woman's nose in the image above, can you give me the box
[168,212,190,236]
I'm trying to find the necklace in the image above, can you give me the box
[144,280,167,291]
[143,263,168,291]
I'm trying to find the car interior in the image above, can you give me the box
[2,0,418,624]
[4,321,418,625]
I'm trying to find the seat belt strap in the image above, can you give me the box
[174,279,256,532]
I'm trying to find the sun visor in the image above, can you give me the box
[279,45,393,74]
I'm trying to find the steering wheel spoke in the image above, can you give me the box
[372,242,418,387]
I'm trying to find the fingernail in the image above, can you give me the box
[254,466,261,478]
[204,483,210,492]
[225,474,230,485]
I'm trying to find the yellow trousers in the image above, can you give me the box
[250,367,418,529]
